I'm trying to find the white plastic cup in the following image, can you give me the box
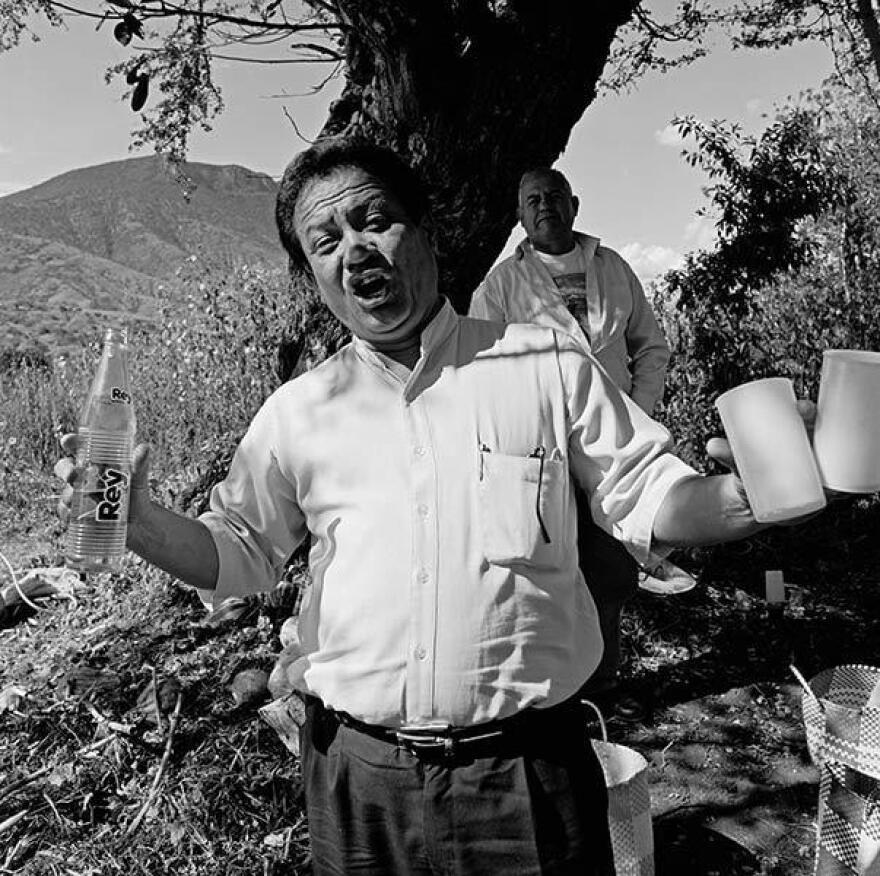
[715,377,827,523]
[813,350,880,492]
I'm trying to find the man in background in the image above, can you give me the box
[470,167,692,720]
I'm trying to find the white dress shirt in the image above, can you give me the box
[470,233,670,414]
[200,301,695,727]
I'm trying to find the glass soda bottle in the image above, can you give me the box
[66,327,137,572]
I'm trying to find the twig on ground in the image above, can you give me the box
[0,734,116,804]
[149,664,163,729]
[0,549,43,613]
[86,702,134,736]
[0,809,27,836]
[125,691,183,836]
[42,791,64,827]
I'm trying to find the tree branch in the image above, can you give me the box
[851,0,880,83]
[43,0,347,33]
[157,0,346,32]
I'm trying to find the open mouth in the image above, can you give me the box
[350,270,394,309]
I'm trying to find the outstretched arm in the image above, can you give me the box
[651,467,762,549]
[651,406,820,548]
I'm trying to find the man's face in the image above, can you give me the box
[294,166,439,349]
[518,171,578,254]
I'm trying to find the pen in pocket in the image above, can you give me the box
[529,445,551,544]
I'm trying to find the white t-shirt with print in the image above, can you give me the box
[534,245,589,329]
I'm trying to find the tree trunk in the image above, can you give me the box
[852,0,880,86]
[312,0,638,313]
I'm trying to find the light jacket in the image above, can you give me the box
[470,232,670,414]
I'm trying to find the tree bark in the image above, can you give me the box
[310,0,639,312]
[852,0,880,86]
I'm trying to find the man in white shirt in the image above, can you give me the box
[56,139,801,876]
[470,168,676,719]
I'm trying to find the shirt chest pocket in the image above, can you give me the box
[478,449,565,568]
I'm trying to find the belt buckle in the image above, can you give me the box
[395,729,456,759]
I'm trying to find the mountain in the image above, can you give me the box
[0,155,287,352]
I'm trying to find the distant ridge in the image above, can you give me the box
[0,155,286,352]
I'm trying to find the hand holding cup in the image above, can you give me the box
[713,379,826,524]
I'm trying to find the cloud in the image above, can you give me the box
[683,213,718,251]
[746,98,764,116]
[654,123,685,148]
[619,242,684,286]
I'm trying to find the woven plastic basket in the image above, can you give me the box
[793,665,880,875]
[793,665,880,780]
[584,700,654,876]
[814,760,880,875]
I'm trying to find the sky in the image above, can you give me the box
[0,11,834,287]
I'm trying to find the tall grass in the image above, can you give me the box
[0,258,344,530]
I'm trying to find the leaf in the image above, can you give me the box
[122,13,144,40]
[229,668,269,707]
[131,75,149,112]
[0,685,26,715]
[113,20,132,46]
[167,820,187,847]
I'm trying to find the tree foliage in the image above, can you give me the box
[654,77,880,467]
[721,0,880,87]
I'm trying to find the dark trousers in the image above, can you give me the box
[300,698,614,875]
[576,490,639,687]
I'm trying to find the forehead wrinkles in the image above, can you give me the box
[296,174,386,228]
[520,174,570,201]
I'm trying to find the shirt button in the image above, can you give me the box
[416,569,429,584]
[417,503,429,518]
[414,445,426,457]
[414,645,427,661]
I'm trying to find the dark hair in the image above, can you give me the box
[276,137,431,270]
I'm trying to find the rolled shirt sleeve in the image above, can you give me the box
[556,332,695,564]
[199,396,308,606]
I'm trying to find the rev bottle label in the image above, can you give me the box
[94,466,129,521]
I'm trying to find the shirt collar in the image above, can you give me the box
[352,297,459,378]
[514,231,600,261]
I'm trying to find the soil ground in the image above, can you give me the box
[2,494,879,875]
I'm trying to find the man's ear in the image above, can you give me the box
[420,213,438,248]
[571,195,580,217]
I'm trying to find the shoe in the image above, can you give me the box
[611,692,647,723]
[638,558,696,595]
[582,682,648,725]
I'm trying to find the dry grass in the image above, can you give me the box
[0,549,312,876]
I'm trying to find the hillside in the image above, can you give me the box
[0,155,286,352]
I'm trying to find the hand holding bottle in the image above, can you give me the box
[55,329,219,588]
[55,436,151,531]
[57,328,137,572]
[55,434,220,591]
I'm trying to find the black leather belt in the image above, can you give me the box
[330,698,579,762]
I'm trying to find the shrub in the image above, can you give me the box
[0,257,346,524]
